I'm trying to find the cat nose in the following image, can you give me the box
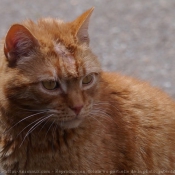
[70,105,83,115]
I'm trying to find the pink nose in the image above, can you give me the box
[70,105,83,115]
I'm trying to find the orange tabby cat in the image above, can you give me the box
[0,7,175,175]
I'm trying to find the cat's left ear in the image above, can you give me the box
[73,7,94,46]
[4,24,39,67]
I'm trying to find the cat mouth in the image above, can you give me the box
[49,111,87,121]
[50,114,84,129]
[52,115,84,129]
[53,115,77,121]
[45,110,89,129]
[58,118,83,129]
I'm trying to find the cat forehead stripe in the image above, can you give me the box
[54,42,78,77]
[54,42,70,57]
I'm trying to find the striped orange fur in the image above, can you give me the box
[0,8,175,175]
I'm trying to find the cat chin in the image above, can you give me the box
[58,118,83,129]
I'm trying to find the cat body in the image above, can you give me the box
[0,8,175,175]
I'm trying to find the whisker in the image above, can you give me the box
[17,115,47,138]
[4,111,47,134]
[89,114,106,128]
[90,109,118,126]
[19,114,53,147]
[38,117,50,133]
[25,115,52,136]
[93,101,122,117]
[92,109,112,118]
[52,123,58,137]
[92,112,113,124]
[17,107,49,112]
[93,101,121,112]
[45,120,56,139]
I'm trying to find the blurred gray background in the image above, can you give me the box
[0,0,175,98]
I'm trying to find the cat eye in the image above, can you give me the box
[82,74,93,85]
[42,81,59,90]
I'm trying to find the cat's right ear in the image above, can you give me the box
[4,24,39,67]
[72,7,94,46]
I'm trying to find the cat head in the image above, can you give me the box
[2,8,101,129]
